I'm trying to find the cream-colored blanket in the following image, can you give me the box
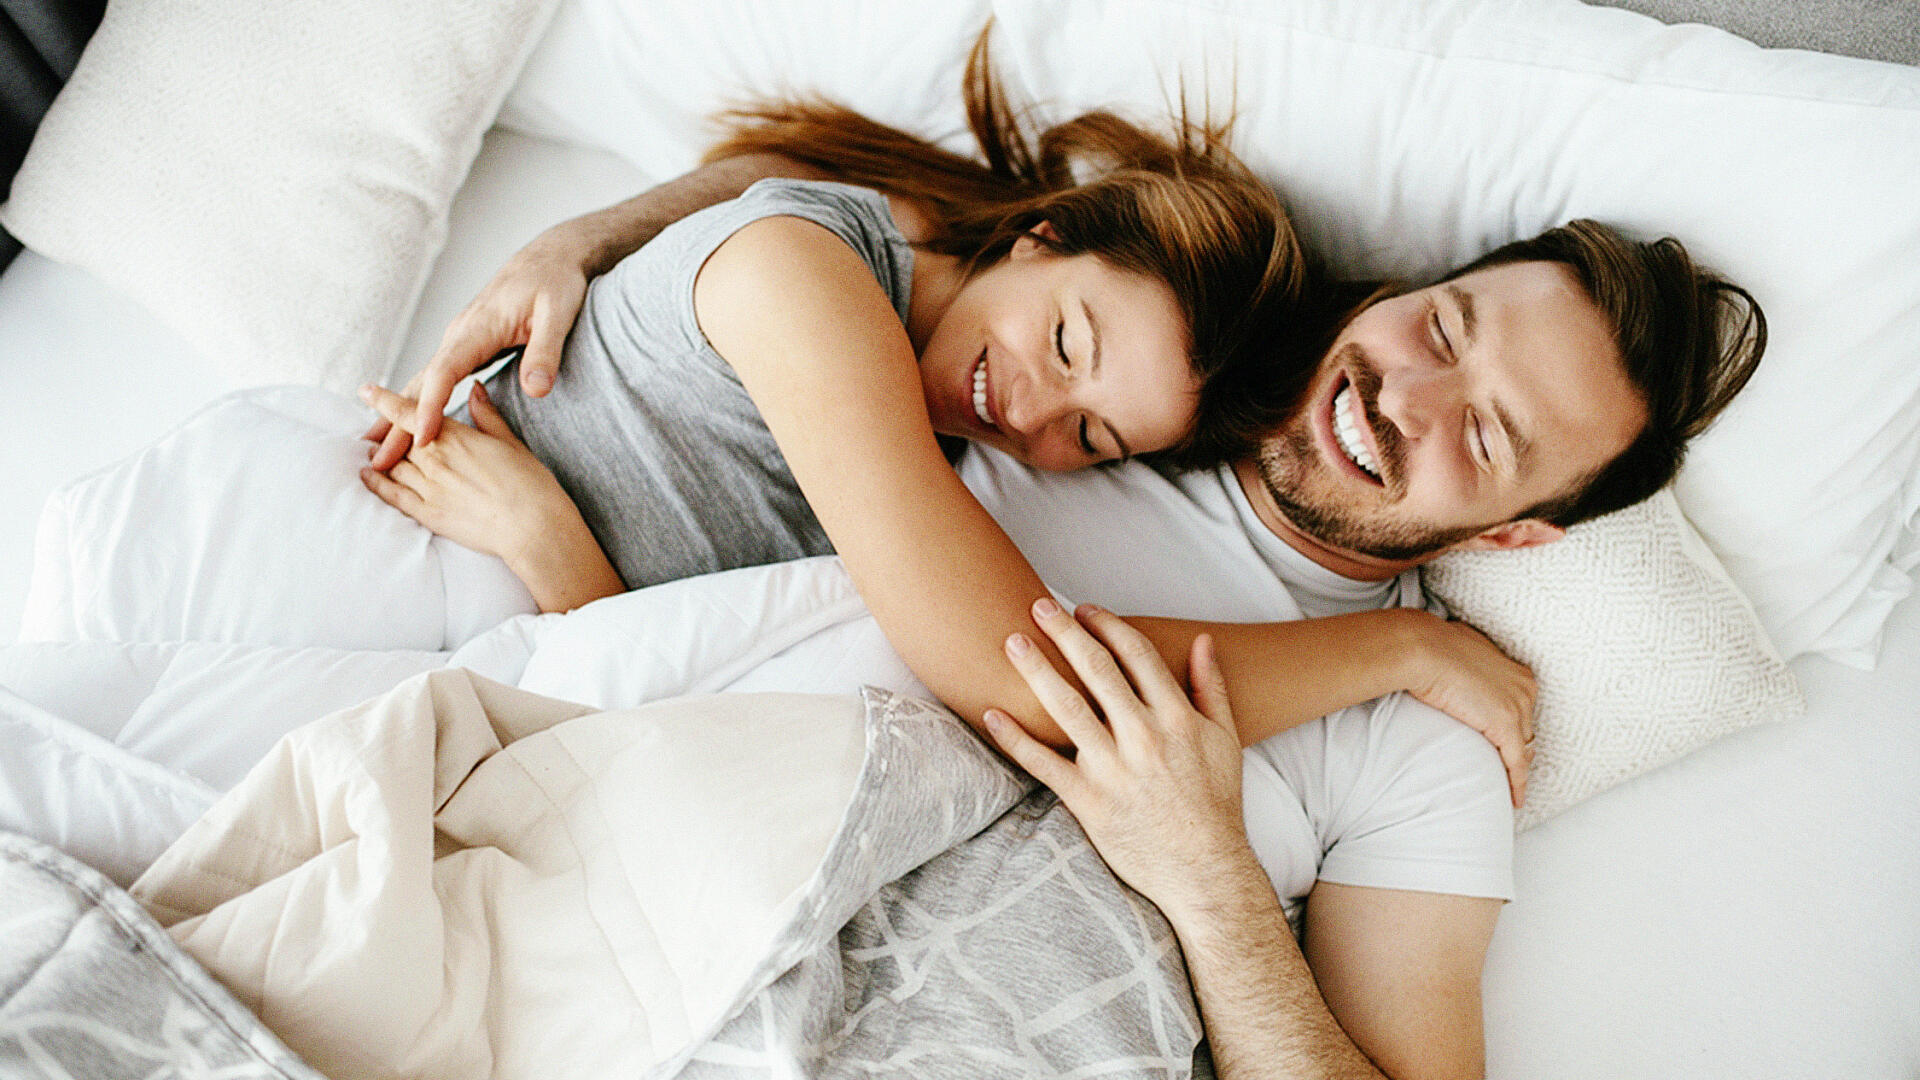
[129,666,1203,1079]
[130,669,871,1078]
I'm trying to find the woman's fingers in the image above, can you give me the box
[1002,627,1113,755]
[359,384,422,433]
[359,464,424,518]
[467,382,527,447]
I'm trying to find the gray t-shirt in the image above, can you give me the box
[484,179,914,590]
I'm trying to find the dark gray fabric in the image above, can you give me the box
[483,178,914,591]
[1,0,106,270]
[1590,0,1920,67]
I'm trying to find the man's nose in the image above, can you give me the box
[1373,366,1462,441]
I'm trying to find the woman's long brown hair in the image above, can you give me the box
[703,26,1315,470]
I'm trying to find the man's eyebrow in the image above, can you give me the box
[1083,298,1131,460]
[1445,283,1478,345]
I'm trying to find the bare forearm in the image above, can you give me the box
[550,152,829,277]
[1130,610,1437,746]
[504,510,626,614]
[1166,848,1386,1080]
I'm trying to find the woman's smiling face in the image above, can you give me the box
[916,232,1200,472]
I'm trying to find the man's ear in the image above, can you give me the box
[1010,220,1062,259]
[1451,518,1566,553]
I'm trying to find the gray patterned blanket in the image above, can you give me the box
[0,831,324,1080]
[4,673,1208,1079]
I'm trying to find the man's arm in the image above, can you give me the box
[369,152,829,469]
[983,601,1498,1080]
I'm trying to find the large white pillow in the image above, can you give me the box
[982,0,1920,666]
[0,0,560,391]
[498,0,992,176]
[1423,490,1803,830]
[20,388,535,651]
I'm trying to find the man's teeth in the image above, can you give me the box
[973,357,994,428]
[1333,386,1381,479]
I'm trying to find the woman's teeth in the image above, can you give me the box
[973,356,995,429]
[1333,386,1381,479]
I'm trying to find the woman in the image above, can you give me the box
[361,34,1534,792]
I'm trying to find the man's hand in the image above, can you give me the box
[983,598,1248,917]
[1404,616,1537,807]
[366,232,591,470]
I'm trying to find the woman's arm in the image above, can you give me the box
[1131,612,1537,804]
[696,215,1088,745]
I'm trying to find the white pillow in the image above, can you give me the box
[0,0,560,391]
[20,387,535,651]
[498,0,993,177]
[1422,490,1803,829]
[978,0,1920,667]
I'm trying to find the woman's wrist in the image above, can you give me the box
[503,503,623,612]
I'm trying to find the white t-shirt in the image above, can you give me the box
[958,448,1515,927]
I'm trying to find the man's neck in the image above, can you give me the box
[1230,459,1421,583]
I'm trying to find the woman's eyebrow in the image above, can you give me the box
[1082,298,1103,375]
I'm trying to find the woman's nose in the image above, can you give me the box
[1003,367,1073,438]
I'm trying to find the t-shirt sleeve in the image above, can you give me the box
[1313,694,1516,901]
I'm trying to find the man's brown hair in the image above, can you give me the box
[1448,220,1766,527]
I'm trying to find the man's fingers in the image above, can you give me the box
[1186,633,1236,733]
[983,709,1085,803]
[1073,605,1190,714]
[1003,630,1113,756]
[521,298,566,397]
[1027,600,1145,721]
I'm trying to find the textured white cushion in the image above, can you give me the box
[1424,490,1803,829]
[0,0,560,391]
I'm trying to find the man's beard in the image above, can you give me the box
[1256,348,1494,563]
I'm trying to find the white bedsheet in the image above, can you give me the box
[4,120,1916,1080]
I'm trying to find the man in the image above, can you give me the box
[375,151,1763,1079]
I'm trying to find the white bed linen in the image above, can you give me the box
[2,556,1916,1078]
[5,112,1916,1080]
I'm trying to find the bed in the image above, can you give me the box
[2,0,1917,1077]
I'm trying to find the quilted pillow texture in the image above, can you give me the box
[1424,490,1803,830]
[0,0,559,391]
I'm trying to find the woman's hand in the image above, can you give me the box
[1406,616,1537,807]
[358,381,571,560]
[365,230,592,470]
[983,600,1250,918]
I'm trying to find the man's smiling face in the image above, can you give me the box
[1243,260,1649,575]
